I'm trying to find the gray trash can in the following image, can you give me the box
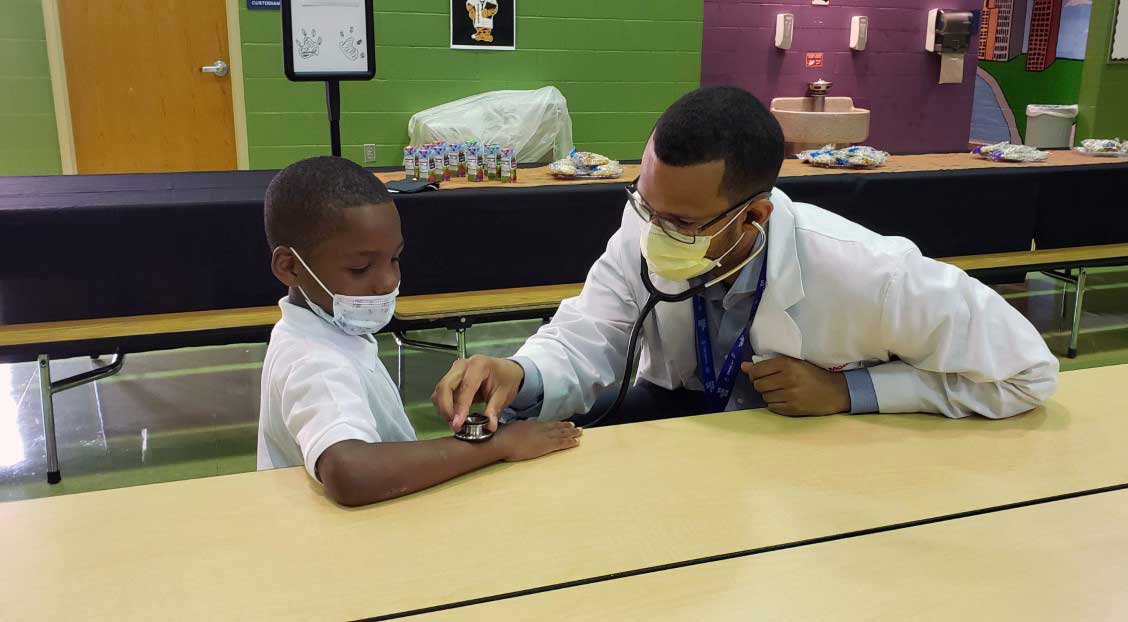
[1026,104,1078,148]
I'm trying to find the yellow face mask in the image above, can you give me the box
[639,208,748,281]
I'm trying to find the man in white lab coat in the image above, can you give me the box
[432,86,1058,431]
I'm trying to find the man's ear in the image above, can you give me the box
[271,246,301,288]
[745,197,774,227]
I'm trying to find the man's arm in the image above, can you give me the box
[433,212,643,428]
[869,252,1059,418]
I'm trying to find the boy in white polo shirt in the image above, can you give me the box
[258,156,581,506]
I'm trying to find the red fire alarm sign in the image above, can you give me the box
[805,52,824,68]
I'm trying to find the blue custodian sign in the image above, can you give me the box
[247,0,281,9]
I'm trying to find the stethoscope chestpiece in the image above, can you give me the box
[454,414,494,442]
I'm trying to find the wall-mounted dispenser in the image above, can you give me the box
[850,16,868,51]
[925,9,975,84]
[775,14,794,50]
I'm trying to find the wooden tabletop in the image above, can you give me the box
[409,488,1128,621]
[394,283,583,321]
[939,243,1128,272]
[2,364,1125,621]
[375,150,1126,191]
[0,306,282,347]
[0,283,585,346]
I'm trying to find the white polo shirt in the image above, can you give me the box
[257,298,416,480]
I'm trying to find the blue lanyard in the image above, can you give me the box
[693,257,768,412]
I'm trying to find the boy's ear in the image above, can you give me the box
[271,246,301,288]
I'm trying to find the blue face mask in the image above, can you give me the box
[290,248,398,337]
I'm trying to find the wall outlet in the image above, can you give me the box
[363,144,377,162]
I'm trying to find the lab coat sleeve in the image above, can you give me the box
[513,226,641,421]
[867,252,1059,419]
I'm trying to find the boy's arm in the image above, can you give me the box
[316,420,581,507]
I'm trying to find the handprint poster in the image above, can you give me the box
[283,0,375,81]
[451,0,516,50]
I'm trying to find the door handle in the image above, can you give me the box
[201,60,229,77]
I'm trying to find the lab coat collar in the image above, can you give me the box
[764,188,805,312]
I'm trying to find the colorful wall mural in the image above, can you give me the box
[973,0,1092,144]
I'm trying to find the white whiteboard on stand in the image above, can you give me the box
[283,0,375,81]
[1113,0,1128,62]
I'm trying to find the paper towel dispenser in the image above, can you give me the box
[924,9,976,54]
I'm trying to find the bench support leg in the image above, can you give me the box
[37,352,126,484]
[396,340,406,398]
[1068,268,1087,359]
[393,332,464,395]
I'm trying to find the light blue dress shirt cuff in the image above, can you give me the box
[504,356,545,420]
[843,368,879,414]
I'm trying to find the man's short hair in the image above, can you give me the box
[652,86,785,199]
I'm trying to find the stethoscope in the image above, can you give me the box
[580,219,768,428]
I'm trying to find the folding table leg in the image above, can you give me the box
[38,356,61,485]
[1068,268,1087,359]
[37,352,126,484]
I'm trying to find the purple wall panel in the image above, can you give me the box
[702,0,982,153]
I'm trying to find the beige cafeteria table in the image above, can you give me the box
[406,488,1128,621]
[2,365,1127,621]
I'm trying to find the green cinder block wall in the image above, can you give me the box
[0,0,62,176]
[240,0,703,168]
[1077,0,1128,140]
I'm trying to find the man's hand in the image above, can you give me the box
[432,355,525,432]
[743,356,850,417]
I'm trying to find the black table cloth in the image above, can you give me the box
[1,161,1125,330]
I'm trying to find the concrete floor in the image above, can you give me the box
[3,270,1126,503]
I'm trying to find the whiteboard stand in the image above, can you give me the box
[282,0,376,158]
[326,80,341,156]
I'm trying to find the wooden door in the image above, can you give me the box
[59,0,237,174]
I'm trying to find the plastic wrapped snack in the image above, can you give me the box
[972,142,1049,163]
[1074,138,1127,157]
[547,158,577,177]
[571,151,611,167]
[796,145,889,169]
[548,157,624,179]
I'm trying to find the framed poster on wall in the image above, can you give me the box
[283,0,376,81]
[451,0,516,50]
[1113,0,1128,62]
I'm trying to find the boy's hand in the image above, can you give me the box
[494,420,582,462]
[432,355,525,433]
[743,356,850,417]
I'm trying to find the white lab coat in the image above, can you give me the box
[515,188,1058,421]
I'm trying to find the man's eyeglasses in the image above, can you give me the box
[625,180,770,244]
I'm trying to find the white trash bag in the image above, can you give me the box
[408,86,574,163]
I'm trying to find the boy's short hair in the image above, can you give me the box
[652,86,785,200]
[264,156,393,251]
